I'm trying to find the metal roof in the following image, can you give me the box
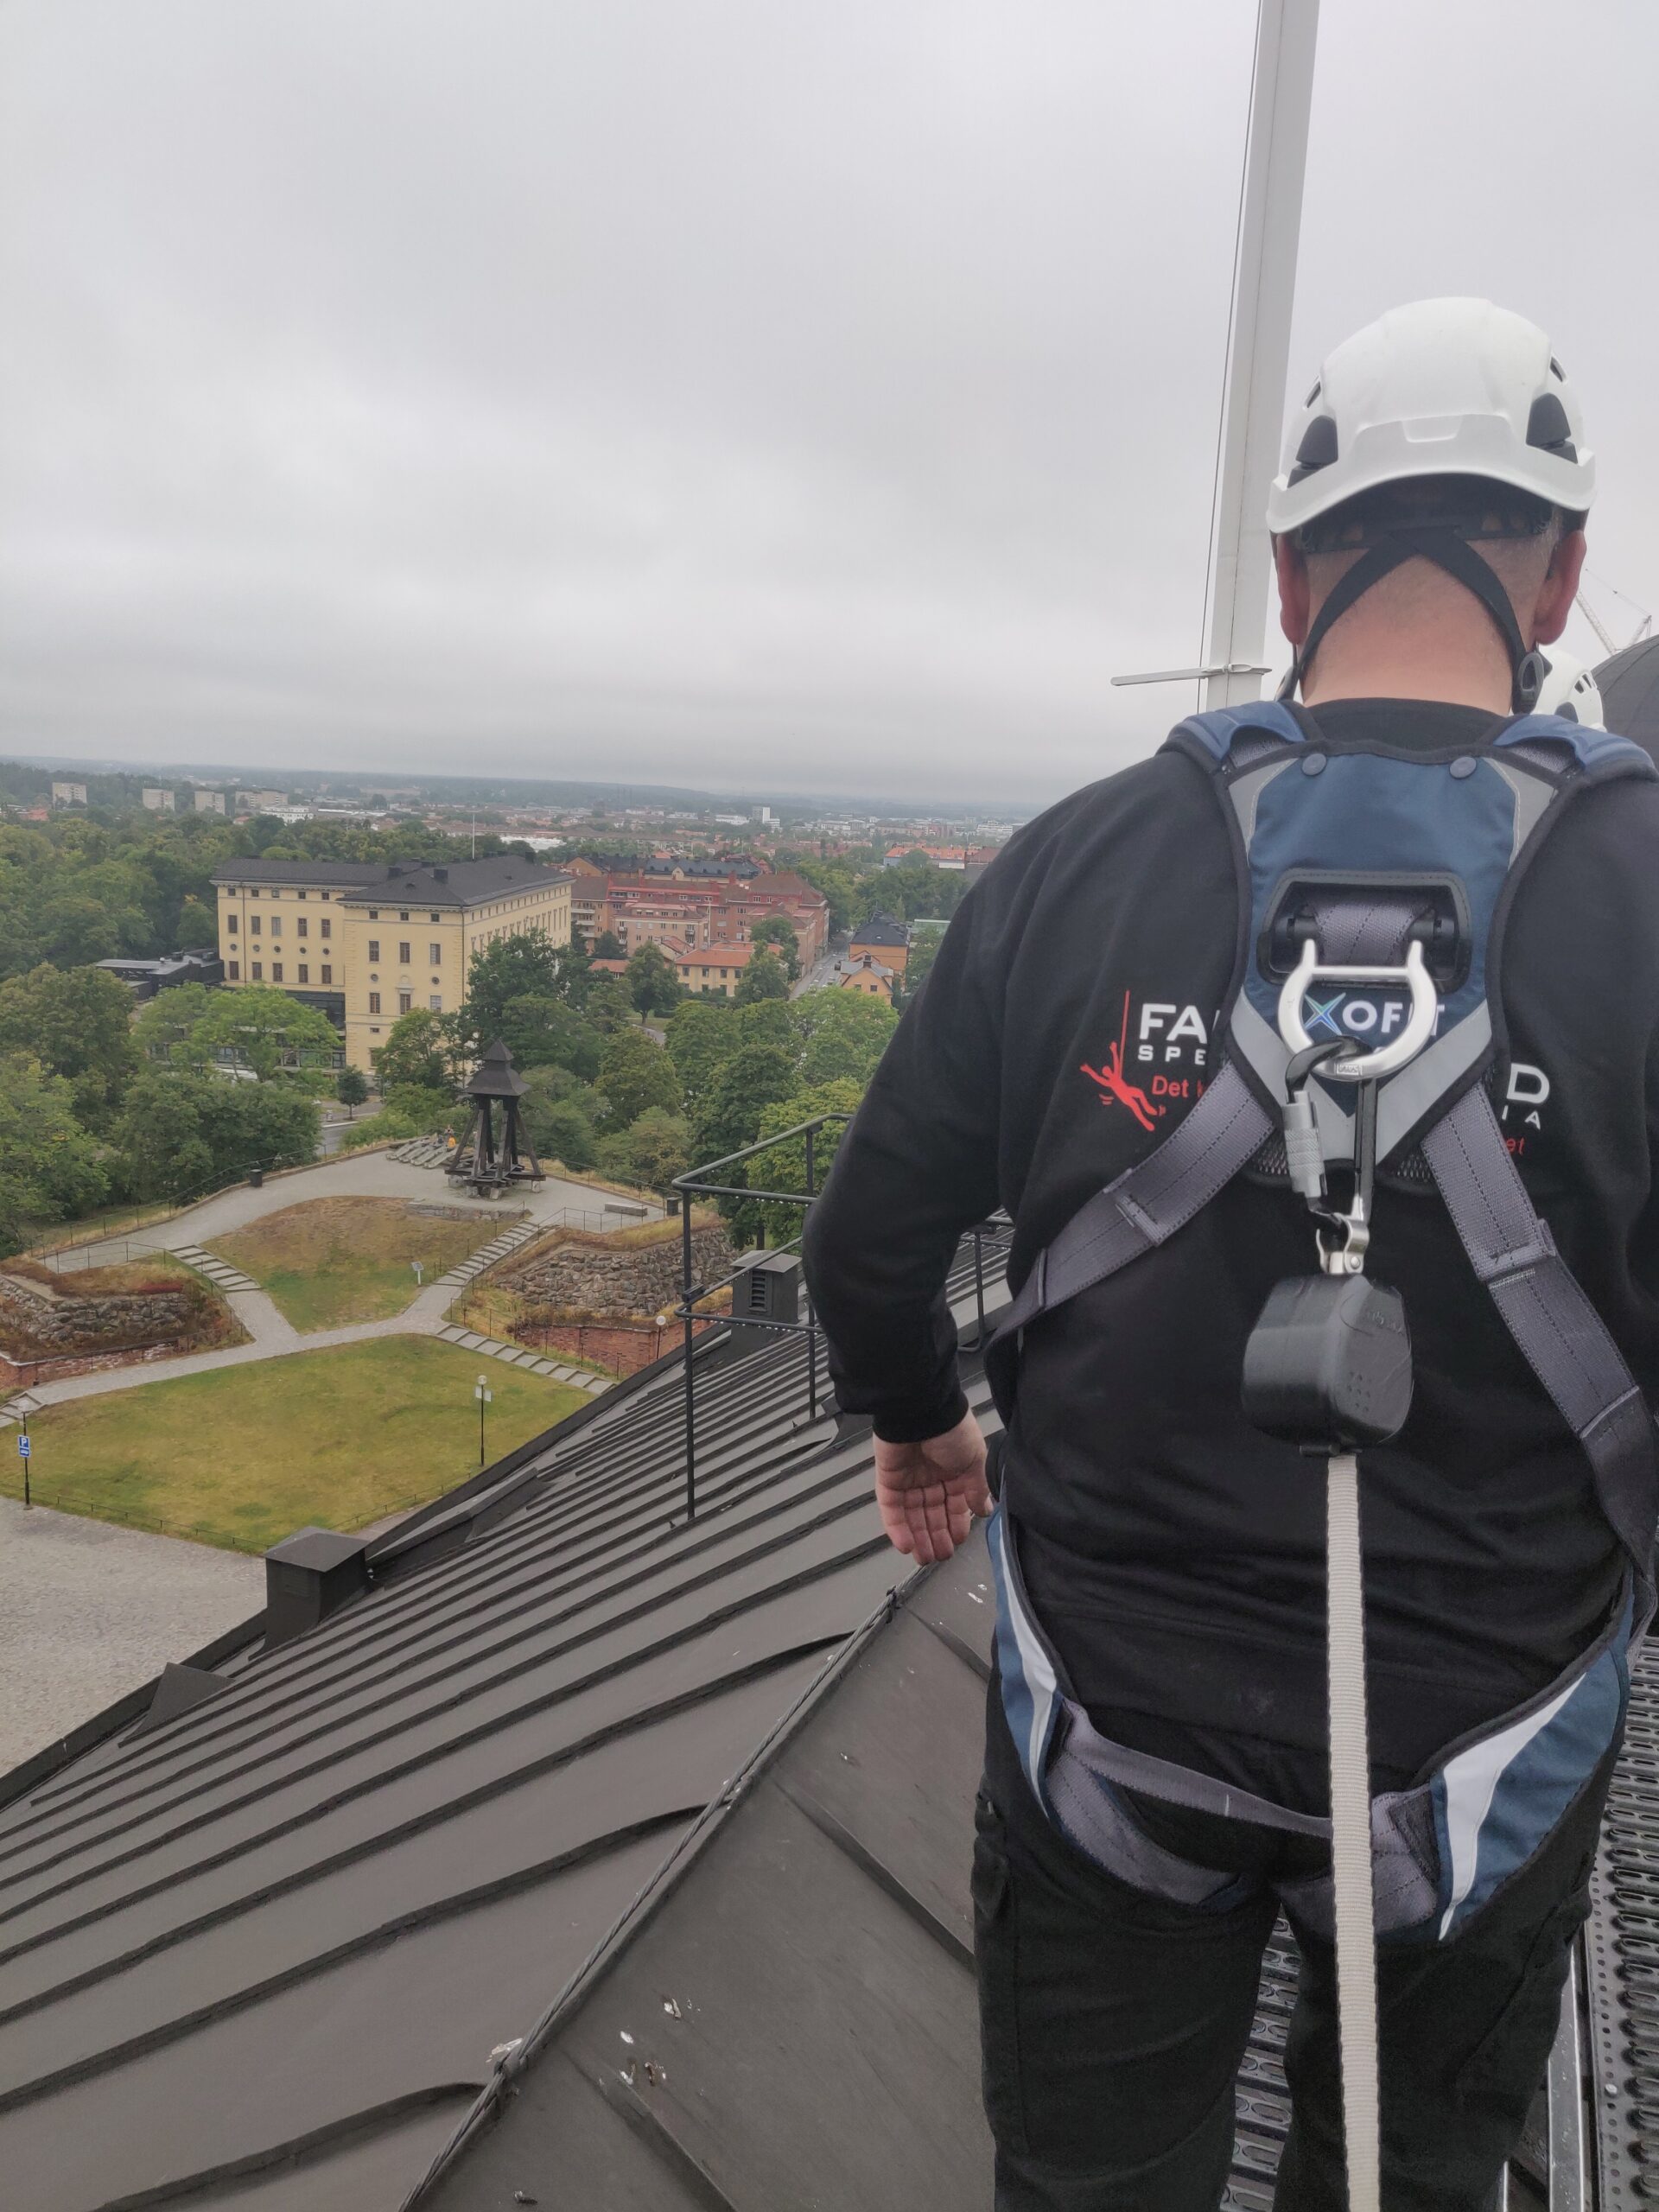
[2,1208,1648,2210]
[0,1239,1009,2212]
[209,858,570,906]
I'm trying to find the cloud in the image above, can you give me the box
[0,0,1654,804]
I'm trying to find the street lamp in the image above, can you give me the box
[474,1372,493,1469]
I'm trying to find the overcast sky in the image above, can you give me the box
[2,1,1656,808]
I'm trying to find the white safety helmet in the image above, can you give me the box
[1269,298,1594,537]
[1270,300,1595,709]
[1530,646,1605,728]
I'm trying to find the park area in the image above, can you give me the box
[1,1337,588,1551]
[209,1195,504,1330]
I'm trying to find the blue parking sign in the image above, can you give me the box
[17,1434,30,1458]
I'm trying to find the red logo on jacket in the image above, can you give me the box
[1081,994,1166,1133]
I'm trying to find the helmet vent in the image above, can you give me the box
[1305,380,1322,406]
[1526,391,1577,460]
[1287,413,1339,486]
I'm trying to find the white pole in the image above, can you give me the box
[1201,0,1321,711]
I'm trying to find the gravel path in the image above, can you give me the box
[0,1499,263,1773]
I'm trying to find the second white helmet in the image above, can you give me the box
[1531,646,1605,728]
[1268,298,1593,538]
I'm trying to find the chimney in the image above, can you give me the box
[433,867,448,882]
[264,1527,371,1648]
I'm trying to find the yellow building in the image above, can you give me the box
[837,952,896,1003]
[210,857,574,1071]
[673,943,758,999]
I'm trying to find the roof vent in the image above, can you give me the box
[727,1251,801,1358]
[433,867,448,882]
[264,1527,371,1649]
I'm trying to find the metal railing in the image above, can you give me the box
[671,1114,854,1523]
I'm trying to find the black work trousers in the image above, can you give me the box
[974,1682,1611,2211]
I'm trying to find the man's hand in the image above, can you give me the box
[873,1410,993,1564]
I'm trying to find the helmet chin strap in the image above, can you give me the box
[1279,525,1544,714]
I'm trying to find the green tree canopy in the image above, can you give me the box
[752,915,800,981]
[590,929,625,961]
[596,1106,692,1192]
[582,976,637,1034]
[335,1064,370,1117]
[0,1053,111,1255]
[112,1072,320,1202]
[371,1007,455,1092]
[0,963,140,1130]
[797,991,899,1085]
[183,988,342,1083]
[734,949,789,1005]
[691,1041,799,1170]
[754,1077,864,1241]
[466,929,589,1039]
[596,1027,684,1128]
[665,998,741,1104]
[499,995,603,1079]
[626,940,683,1017]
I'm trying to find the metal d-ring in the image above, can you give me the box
[1276,937,1438,1081]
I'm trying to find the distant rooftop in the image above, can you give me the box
[212,856,569,907]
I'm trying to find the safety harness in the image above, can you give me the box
[982,700,1659,2200]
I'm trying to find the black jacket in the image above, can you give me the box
[803,701,1659,1786]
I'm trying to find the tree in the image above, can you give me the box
[734,950,789,1005]
[466,929,588,1038]
[519,1068,601,1172]
[754,1077,863,1241]
[903,919,948,1000]
[797,990,899,1085]
[591,929,626,961]
[582,976,636,1034]
[753,916,800,981]
[499,995,602,1079]
[336,1065,370,1119]
[186,988,341,1083]
[112,1071,320,1202]
[372,1007,454,1093]
[666,998,741,1107]
[691,1042,799,1169]
[132,982,218,1066]
[616,1106,693,1190]
[0,1053,110,1255]
[626,940,683,1017]
[175,896,217,944]
[596,1028,684,1128]
[0,963,140,1130]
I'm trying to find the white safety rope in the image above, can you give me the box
[1326,1450,1382,2211]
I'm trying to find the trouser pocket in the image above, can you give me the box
[972,1786,1030,2160]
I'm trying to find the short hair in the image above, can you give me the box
[1294,474,1578,557]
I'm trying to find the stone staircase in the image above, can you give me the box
[431,1323,612,1394]
[171,1245,260,1295]
[434,1217,543,1292]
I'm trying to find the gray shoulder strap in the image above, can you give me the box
[994,1058,1274,1346]
[1422,1083,1658,1578]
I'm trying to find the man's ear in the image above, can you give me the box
[1530,528,1587,647]
[1274,534,1311,646]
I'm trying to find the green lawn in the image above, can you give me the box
[4,1338,588,1551]
[211,1196,505,1331]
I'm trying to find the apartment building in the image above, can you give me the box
[211,855,573,1071]
[674,943,759,999]
[142,788,176,813]
[848,912,910,980]
[569,861,829,967]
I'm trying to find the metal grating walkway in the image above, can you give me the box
[1586,1634,1659,2209]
